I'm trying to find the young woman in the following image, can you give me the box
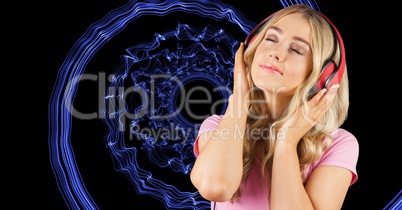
[190,4,358,210]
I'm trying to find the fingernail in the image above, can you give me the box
[329,84,340,89]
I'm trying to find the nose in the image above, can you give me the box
[269,52,281,61]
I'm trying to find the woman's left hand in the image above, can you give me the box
[278,84,340,145]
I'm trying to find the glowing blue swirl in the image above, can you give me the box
[49,0,255,209]
[102,5,246,210]
[52,0,402,209]
[103,21,239,208]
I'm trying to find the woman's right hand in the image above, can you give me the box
[226,42,250,119]
[190,43,249,201]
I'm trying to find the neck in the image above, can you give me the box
[263,91,293,119]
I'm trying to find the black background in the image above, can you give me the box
[48,0,401,209]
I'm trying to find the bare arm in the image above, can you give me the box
[190,103,246,201]
[270,85,352,210]
[190,43,249,202]
[271,140,352,210]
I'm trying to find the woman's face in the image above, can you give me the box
[251,13,313,96]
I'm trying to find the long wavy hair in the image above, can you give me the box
[231,4,350,201]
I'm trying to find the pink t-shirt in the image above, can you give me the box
[193,114,359,210]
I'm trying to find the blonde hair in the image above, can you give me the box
[232,4,349,201]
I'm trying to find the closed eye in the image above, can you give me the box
[265,36,305,55]
[290,48,302,55]
[265,37,277,43]
[290,43,304,55]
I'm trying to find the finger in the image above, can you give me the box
[320,84,339,109]
[233,42,247,92]
[234,42,246,74]
[311,84,339,117]
[308,84,338,104]
[303,84,339,126]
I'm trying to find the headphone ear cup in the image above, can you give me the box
[245,35,257,49]
[312,60,337,94]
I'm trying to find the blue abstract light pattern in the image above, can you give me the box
[49,0,256,209]
[383,190,402,210]
[50,0,402,210]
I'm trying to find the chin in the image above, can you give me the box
[253,81,270,92]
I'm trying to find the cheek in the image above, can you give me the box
[287,64,312,85]
[250,57,259,81]
[250,57,264,76]
[250,65,264,88]
[289,55,312,76]
[250,66,258,84]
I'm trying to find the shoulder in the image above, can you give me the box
[198,114,223,131]
[193,115,223,157]
[302,128,359,185]
[328,128,359,153]
[318,128,359,184]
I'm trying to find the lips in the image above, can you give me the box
[260,64,283,75]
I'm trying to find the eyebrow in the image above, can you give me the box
[269,26,311,50]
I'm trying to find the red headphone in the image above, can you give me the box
[244,8,346,96]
